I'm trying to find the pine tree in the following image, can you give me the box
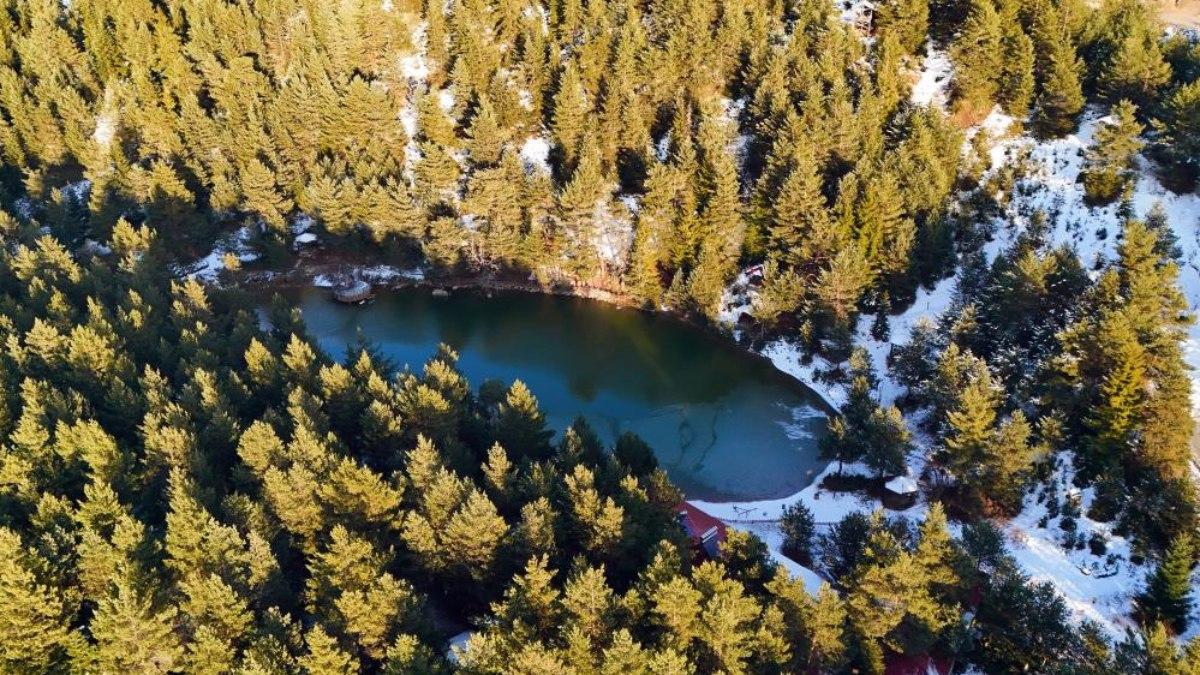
[556,140,608,280]
[466,97,506,167]
[492,555,561,642]
[950,0,1004,115]
[1085,309,1146,472]
[780,502,815,565]
[1033,33,1085,137]
[552,61,589,173]
[769,145,832,270]
[873,0,928,55]
[986,411,1036,514]
[1117,216,1188,344]
[442,488,507,579]
[1138,533,1194,634]
[1098,31,1171,110]
[90,576,184,674]
[1082,100,1144,205]
[942,366,999,507]
[0,529,75,672]
[821,350,911,478]
[1153,81,1200,184]
[240,157,292,232]
[496,380,553,461]
[999,27,1035,117]
[846,517,948,659]
[561,565,615,642]
[301,624,359,675]
[815,246,872,322]
[855,169,913,283]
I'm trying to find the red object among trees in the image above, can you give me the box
[675,501,728,561]
[884,654,954,675]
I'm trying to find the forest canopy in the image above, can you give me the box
[0,0,1198,671]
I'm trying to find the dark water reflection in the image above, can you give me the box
[281,287,829,501]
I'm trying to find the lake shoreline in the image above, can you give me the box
[235,255,840,419]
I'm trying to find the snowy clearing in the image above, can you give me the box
[910,46,953,109]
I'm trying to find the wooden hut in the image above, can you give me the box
[882,474,919,510]
[332,279,374,304]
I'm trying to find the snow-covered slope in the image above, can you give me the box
[981,108,1200,420]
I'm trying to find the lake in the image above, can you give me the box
[280,286,829,502]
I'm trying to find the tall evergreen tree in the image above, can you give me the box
[950,0,1004,115]
[1081,100,1144,205]
[1138,533,1195,634]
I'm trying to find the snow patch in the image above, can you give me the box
[910,46,952,110]
[1003,455,1142,638]
[92,113,115,148]
[519,136,552,175]
[182,226,259,282]
[291,213,315,235]
[594,199,634,269]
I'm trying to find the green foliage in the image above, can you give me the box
[821,350,911,478]
[1081,100,1144,205]
[951,0,1004,114]
[780,502,816,565]
[1138,534,1195,634]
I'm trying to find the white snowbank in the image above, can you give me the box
[519,136,552,175]
[291,213,315,235]
[311,265,425,290]
[1003,456,1142,638]
[693,462,883,525]
[837,0,875,27]
[398,22,429,82]
[884,474,918,494]
[360,264,425,282]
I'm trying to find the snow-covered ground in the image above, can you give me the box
[910,46,952,109]
[181,225,259,282]
[519,136,551,175]
[1005,456,1141,637]
[694,461,915,593]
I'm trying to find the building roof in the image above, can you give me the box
[885,474,919,495]
[676,501,728,560]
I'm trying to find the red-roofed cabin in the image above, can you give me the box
[675,502,728,561]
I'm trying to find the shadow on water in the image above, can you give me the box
[271,286,831,502]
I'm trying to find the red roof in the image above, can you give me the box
[675,501,728,559]
[885,654,954,675]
